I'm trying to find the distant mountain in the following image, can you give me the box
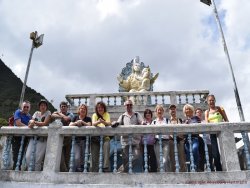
[0,59,56,120]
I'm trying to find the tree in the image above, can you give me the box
[0,118,8,126]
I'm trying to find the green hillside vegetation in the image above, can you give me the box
[0,59,56,122]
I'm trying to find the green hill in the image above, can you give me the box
[0,59,56,122]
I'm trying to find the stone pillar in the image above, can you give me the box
[43,121,63,173]
[218,127,240,171]
[170,92,177,105]
[89,95,96,112]
[0,136,6,169]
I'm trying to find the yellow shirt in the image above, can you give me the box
[92,112,110,127]
[92,112,110,141]
[208,107,224,123]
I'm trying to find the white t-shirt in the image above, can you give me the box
[152,117,170,140]
[33,110,51,125]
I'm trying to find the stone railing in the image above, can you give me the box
[65,90,209,121]
[0,122,250,186]
[66,90,209,107]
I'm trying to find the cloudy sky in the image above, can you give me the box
[0,0,249,122]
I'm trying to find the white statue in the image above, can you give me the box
[117,57,159,93]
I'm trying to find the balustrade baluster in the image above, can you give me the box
[199,94,202,103]
[159,134,164,173]
[185,94,188,104]
[155,95,158,105]
[147,95,151,105]
[138,95,143,105]
[100,96,103,102]
[72,98,75,106]
[162,94,165,105]
[173,133,180,172]
[15,135,25,171]
[127,95,130,102]
[128,134,133,174]
[85,97,88,105]
[6,136,12,169]
[241,131,250,170]
[188,133,195,172]
[78,98,81,106]
[83,136,89,173]
[192,94,195,104]
[99,136,103,173]
[107,96,110,106]
[134,95,137,105]
[113,136,118,173]
[178,94,181,104]
[143,135,148,173]
[28,136,38,171]
[69,136,76,172]
[2,136,12,170]
[202,133,211,172]
[114,96,117,106]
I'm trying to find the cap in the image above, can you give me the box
[168,104,176,109]
[38,99,48,107]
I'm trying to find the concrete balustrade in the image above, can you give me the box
[0,121,249,186]
[65,90,209,121]
[66,90,209,106]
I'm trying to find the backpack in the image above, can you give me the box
[120,112,138,125]
[8,115,14,126]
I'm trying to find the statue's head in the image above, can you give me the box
[132,56,141,73]
[133,56,140,64]
[142,67,150,78]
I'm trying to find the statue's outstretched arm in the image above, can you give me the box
[150,73,159,84]
[117,75,130,91]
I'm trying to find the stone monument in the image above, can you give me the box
[117,56,159,93]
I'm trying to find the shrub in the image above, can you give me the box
[0,118,8,126]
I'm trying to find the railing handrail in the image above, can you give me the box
[65,90,209,99]
[1,122,249,136]
[0,126,49,136]
[0,121,249,185]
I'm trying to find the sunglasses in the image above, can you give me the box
[23,106,30,109]
[60,105,67,108]
[126,104,133,107]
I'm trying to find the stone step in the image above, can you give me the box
[1,181,250,188]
